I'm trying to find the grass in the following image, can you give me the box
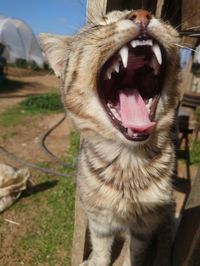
[20,93,64,112]
[0,130,17,141]
[0,93,63,127]
[20,131,79,265]
[190,140,200,165]
[1,131,79,266]
[19,176,75,266]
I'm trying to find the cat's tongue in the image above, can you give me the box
[119,89,155,133]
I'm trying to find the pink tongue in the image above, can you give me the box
[119,89,155,133]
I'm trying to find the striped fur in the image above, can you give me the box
[40,9,179,266]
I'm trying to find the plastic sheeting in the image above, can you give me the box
[0,163,31,212]
[0,17,44,67]
[179,48,192,70]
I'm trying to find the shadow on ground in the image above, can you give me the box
[0,78,43,97]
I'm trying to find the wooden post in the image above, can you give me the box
[173,167,200,266]
[87,0,158,15]
[155,0,165,18]
[71,192,89,266]
[182,0,200,31]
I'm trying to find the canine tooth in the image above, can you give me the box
[147,40,153,46]
[152,44,162,64]
[119,46,128,68]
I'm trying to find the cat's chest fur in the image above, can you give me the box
[77,137,174,222]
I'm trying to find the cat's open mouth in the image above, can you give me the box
[98,35,166,141]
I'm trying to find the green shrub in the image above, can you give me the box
[20,93,64,112]
[15,58,28,68]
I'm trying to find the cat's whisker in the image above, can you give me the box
[179,42,198,49]
[184,25,200,30]
[174,43,200,55]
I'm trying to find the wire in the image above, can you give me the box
[0,146,74,178]
[38,111,75,169]
[0,111,76,178]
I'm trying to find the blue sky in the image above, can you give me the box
[0,0,86,36]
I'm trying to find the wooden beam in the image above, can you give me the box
[173,167,200,266]
[182,0,200,31]
[71,192,88,266]
[87,0,157,16]
[155,0,165,18]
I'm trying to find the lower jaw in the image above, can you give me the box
[124,133,150,142]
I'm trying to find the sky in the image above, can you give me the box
[0,0,87,36]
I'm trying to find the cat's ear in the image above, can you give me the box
[39,33,72,77]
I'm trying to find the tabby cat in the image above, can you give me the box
[40,8,179,266]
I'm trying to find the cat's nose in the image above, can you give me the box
[130,9,152,29]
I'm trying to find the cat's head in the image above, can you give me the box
[40,9,179,146]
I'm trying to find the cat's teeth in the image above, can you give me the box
[111,107,121,120]
[149,98,153,105]
[127,129,140,138]
[130,40,138,48]
[106,67,112,79]
[152,44,162,65]
[107,103,121,120]
[150,56,160,75]
[107,102,112,108]
[146,40,153,46]
[131,39,153,48]
[105,61,120,80]
[113,61,120,73]
[146,98,153,113]
[119,46,128,68]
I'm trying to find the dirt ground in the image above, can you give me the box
[0,67,70,164]
[0,67,59,113]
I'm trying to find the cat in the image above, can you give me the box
[39,8,179,266]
